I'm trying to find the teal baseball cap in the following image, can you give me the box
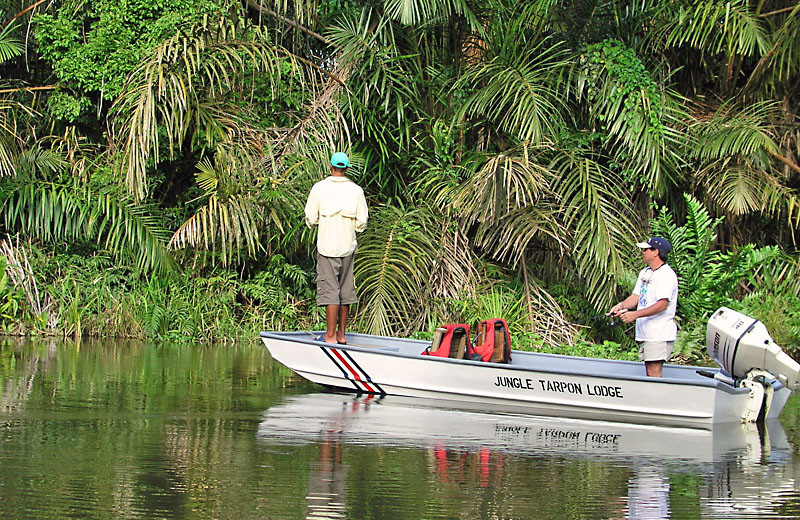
[330,152,350,168]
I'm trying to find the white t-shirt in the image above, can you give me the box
[633,263,678,341]
[304,176,368,257]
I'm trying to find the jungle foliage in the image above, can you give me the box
[1,0,799,359]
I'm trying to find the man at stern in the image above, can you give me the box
[609,237,678,378]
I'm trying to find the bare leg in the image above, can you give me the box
[336,305,348,343]
[324,305,339,343]
[645,361,664,378]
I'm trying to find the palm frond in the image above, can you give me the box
[550,150,637,311]
[750,251,800,297]
[94,195,178,274]
[696,160,769,215]
[273,65,350,163]
[477,203,568,267]
[456,38,570,144]
[687,100,779,164]
[659,0,769,57]
[687,100,798,220]
[165,140,314,264]
[759,179,800,230]
[744,3,800,91]
[449,150,550,224]
[36,126,102,181]
[0,97,23,176]
[696,158,800,227]
[2,180,176,274]
[354,204,440,336]
[383,0,480,30]
[327,9,418,148]
[3,182,86,241]
[168,194,262,264]
[425,146,566,266]
[0,22,23,63]
[110,18,293,200]
[246,0,321,27]
[424,218,479,302]
[12,147,67,179]
[575,39,683,194]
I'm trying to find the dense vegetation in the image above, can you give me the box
[1,0,799,361]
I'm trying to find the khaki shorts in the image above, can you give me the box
[638,341,674,362]
[316,252,358,306]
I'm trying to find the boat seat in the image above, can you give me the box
[422,324,472,359]
[472,319,512,363]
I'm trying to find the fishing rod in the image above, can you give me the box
[570,312,624,327]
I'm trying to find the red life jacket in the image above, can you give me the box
[422,324,472,360]
[472,318,512,363]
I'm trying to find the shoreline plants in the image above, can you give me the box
[0,0,798,360]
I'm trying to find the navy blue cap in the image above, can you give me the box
[636,236,672,256]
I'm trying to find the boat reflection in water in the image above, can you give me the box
[257,392,800,519]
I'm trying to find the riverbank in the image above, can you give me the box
[1,244,798,366]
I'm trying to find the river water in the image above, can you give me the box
[2,338,800,519]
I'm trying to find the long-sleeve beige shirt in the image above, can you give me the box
[304,176,368,257]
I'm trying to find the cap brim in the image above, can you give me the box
[636,242,651,248]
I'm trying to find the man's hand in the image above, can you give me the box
[609,294,640,320]
[608,305,627,317]
[609,306,636,323]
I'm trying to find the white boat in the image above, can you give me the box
[259,307,800,427]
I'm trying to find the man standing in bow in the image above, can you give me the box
[304,152,368,344]
[609,237,679,378]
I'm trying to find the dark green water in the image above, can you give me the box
[2,338,800,519]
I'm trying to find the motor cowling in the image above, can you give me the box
[706,307,800,391]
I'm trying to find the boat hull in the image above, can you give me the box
[260,331,790,427]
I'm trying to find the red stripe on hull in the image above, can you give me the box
[331,348,376,393]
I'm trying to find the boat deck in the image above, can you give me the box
[261,330,723,387]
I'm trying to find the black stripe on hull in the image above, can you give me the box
[319,346,365,392]
[339,349,386,396]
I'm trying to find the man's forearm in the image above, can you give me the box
[619,299,668,322]
[631,299,668,318]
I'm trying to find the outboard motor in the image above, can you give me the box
[707,307,800,391]
[707,307,800,421]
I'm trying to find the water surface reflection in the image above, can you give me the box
[3,338,800,519]
[258,392,800,519]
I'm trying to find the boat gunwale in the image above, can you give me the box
[259,331,748,394]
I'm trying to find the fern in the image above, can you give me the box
[240,254,311,310]
[653,194,777,320]
[144,302,168,338]
[652,194,723,315]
